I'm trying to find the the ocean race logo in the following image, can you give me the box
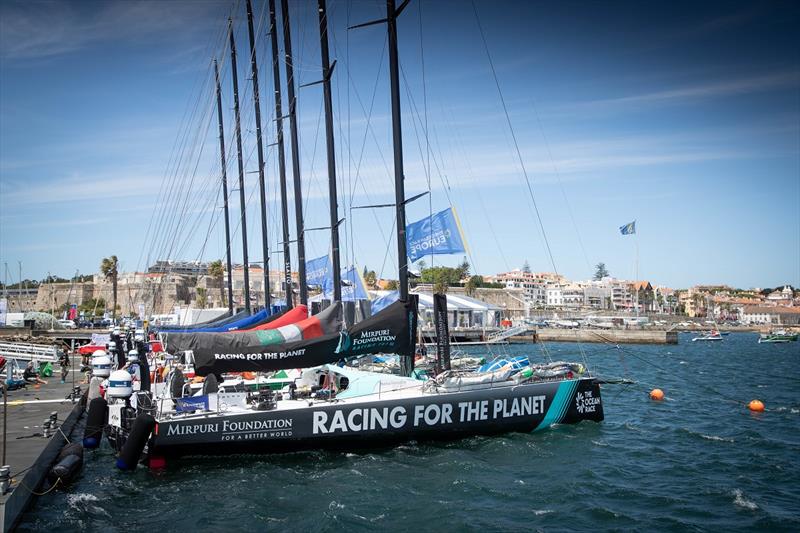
[575,390,600,414]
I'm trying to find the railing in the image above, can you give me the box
[0,341,59,362]
[485,325,530,343]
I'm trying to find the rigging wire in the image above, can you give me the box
[528,95,593,272]
[469,0,559,276]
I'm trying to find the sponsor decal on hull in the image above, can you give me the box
[153,379,603,452]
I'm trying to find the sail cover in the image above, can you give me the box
[158,308,271,333]
[236,305,309,332]
[167,298,418,375]
[151,309,242,332]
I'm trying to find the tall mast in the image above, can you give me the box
[280,0,308,305]
[229,18,251,313]
[213,59,235,314]
[268,0,294,309]
[246,0,271,311]
[317,0,341,302]
[387,0,411,375]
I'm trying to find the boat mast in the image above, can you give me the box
[387,0,412,375]
[268,0,294,309]
[280,0,308,306]
[213,59,235,314]
[245,0,271,312]
[317,0,342,302]
[229,18,251,314]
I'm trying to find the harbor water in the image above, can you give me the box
[17,333,800,531]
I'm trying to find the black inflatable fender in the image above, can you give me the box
[116,413,156,470]
[83,397,108,449]
[47,442,84,486]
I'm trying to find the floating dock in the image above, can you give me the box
[0,357,85,532]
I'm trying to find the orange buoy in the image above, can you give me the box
[649,388,664,401]
[748,399,765,412]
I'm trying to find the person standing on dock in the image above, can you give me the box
[59,347,70,384]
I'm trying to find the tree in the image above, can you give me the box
[420,266,462,286]
[522,260,531,274]
[196,287,207,309]
[594,262,609,280]
[363,269,377,288]
[100,255,118,320]
[433,272,449,294]
[385,280,398,290]
[79,297,106,315]
[465,275,484,296]
[456,257,471,280]
[208,260,226,307]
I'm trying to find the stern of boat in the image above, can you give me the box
[560,377,604,425]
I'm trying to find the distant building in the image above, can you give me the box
[148,260,210,276]
[581,281,612,309]
[741,305,800,325]
[765,286,794,306]
[630,281,654,313]
[489,270,564,307]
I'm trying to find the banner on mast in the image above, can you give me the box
[406,207,467,262]
[306,255,371,301]
[306,255,332,291]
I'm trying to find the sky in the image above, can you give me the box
[0,0,798,290]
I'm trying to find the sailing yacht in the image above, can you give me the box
[99,0,603,467]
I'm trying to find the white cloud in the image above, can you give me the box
[569,70,800,110]
[0,0,225,61]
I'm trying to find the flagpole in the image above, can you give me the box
[635,221,639,317]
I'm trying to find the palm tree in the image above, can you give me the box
[100,255,118,321]
[208,260,226,307]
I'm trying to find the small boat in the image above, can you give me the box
[758,330,798,343]
[692,330,723,342]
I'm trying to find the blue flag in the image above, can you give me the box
[306,255,332,291]
[406,207,467,262]
[620,221,636,235]
[306,256,370,301]
[340,266,370,301]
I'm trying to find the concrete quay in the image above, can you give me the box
[525,328,679,344]
[1,357,86,532]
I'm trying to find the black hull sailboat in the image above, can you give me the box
[99,0,603,469]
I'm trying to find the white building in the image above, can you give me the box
[766,286,794,306]
[546,287,563,307]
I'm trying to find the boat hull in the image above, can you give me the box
[148,377,603,457]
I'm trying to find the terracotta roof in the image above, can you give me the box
[742,306,800,314]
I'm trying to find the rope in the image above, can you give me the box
[16,477,61,497]
[587,330,748,406]
[470,0,559,276]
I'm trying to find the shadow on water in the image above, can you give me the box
[17,334,800,532]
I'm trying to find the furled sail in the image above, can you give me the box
[166,297,417,375]
[158,307,273,333]
[235,304,308,331]
[151,309,243,332]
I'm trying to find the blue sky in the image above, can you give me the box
[1,0,798,290]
